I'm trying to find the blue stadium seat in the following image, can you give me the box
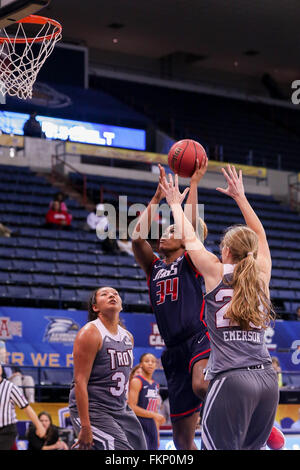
[75,276,99,288]
[97,278,120,288]
[6,285,31,298]
[34,261,56,273]
[55,275,77,287]
[58,288,78,302]
[14,248,36,259]
[41,368,73,385]
[0,284,8,297]
[75,289,91,303]
[76,264,98,276]
[76,253,98,264]
[97,265,119,277]
[30,287,56,299]
[32,274,56,286]
[12,260,35,272]
[0,272,9,283]
[9,272,32,284]
[55,263,78,275]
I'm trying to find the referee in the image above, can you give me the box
[0,364,45,450]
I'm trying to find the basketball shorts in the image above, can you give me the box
[70,404,147,450]
[201,364,279,450]
[138,417,158,450]
[161,330,210,423]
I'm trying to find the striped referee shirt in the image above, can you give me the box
[0,378,28,428]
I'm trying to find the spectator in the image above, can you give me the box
[0,364,45,450]
[296,307,300,321]
[23,112,43,138]
[0,222,12,238]
[85,204,108,232]
[290,408,300,431]
[85,203,120,254]
[27,411,69,450]
[50,192,70,214]
[45,201,72,229]
[2,362,35,403]
[0,340,6,363]
[271,356,283,388]
[129,364,143,383]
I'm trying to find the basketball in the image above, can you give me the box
[168,139,207,178]
[267,426,285,450]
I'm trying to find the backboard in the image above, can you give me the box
[0,0,49,28]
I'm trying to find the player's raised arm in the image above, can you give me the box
[159,174,222,288]
[216,165,271,283]
[132,164,165,276]
[185,155,208,235]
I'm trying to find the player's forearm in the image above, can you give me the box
[132,195,160,241]
[185,181,199,231]
[24,405,41,429]
[130,403,157,419]
[234,195,267,239]
[170,202,201,246]
[74,382,91,428]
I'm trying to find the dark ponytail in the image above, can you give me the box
[87,288,100,322]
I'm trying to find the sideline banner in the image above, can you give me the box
[0,306,299,370]
[0,306,163,367]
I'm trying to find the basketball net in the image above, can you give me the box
[0,15,62,100]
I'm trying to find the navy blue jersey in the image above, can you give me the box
[135,375,160,412]
[135,374,160,450]
[148,252,207,347]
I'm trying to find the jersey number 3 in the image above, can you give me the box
[156,277,179,305]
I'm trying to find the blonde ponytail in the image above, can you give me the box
[221,225,275,330]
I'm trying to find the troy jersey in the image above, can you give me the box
[135,375,160,413]
[148,252,207,347]
[69,318,133,412]
[204,264,271,380]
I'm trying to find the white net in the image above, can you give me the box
[0,17,62,100]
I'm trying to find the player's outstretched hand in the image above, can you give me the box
[71,425,94,450]
[153,164,167,202]
[159,173,190,206]
[190,155,208,185]
[216,165,245,200]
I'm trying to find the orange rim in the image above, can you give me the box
[0,15,62,44]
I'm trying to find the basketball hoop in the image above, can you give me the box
[0,14,62,100]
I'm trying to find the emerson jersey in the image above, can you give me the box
[69,318,133,413]
[148,252,206,347]
[204,264,271,380]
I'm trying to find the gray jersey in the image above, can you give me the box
[69,318,134,412]
[204,264,271,380]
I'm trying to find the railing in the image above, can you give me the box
[52,146,88,205]
[288,173,300,213]
[3,365,73,402]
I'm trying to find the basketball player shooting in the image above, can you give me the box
[132,158,211,450]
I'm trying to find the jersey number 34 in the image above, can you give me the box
[156,277,179,305]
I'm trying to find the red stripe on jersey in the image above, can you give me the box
[147,256,160,287]
[199,299,205,321]
[170,403,202,418]
[188,349,211,373]
[184,252,203,277]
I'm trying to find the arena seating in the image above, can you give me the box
[0,163,299,319]
[92,76,300,172]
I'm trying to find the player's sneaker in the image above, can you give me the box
[267,426,285,450]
